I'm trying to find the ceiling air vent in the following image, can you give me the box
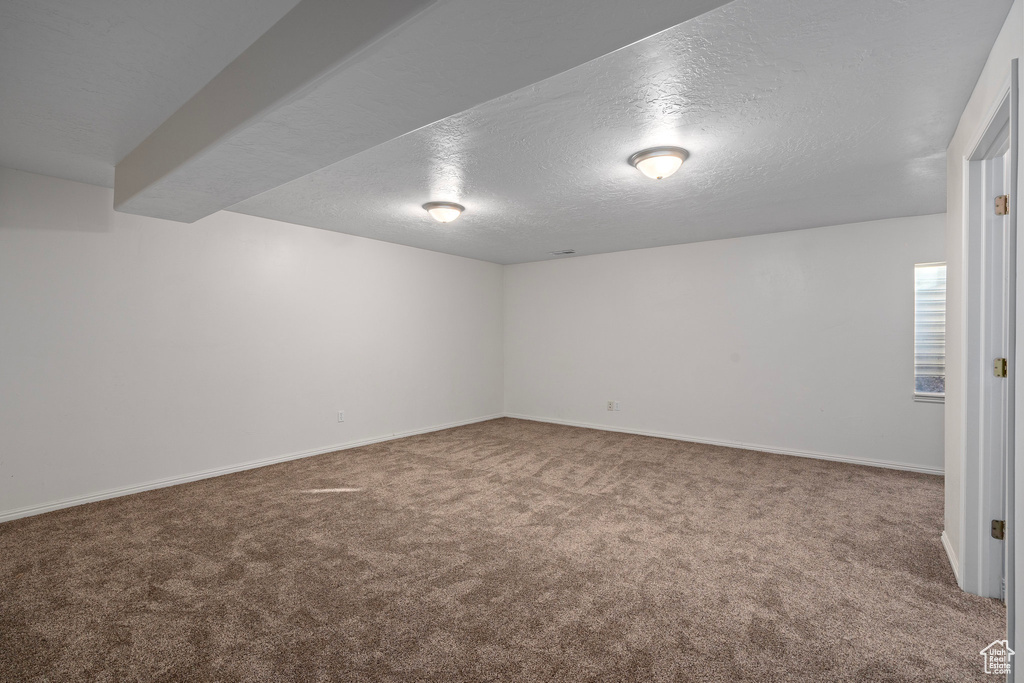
[549,249,576,256]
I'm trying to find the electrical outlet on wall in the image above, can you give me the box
[607,401,614,411]
[338,411,345,423]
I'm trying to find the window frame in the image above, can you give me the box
[913,261,947,403]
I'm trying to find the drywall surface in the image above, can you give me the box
[116,0,728,222]
[504,214,945,472]
[233,0,1010,265]
[0,168,503,519]
[943,0,1023,582]
[0,0,301,187]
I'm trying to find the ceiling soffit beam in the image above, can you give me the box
[114,0,437,221]
[114,0,732,223]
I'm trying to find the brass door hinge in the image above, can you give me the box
[995,358,1008,378]
[996,195,1009,215]
[992,519,1006,540]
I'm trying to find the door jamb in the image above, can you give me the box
[960,74,1013,601]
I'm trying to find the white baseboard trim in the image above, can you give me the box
[503,413,945,476]
[2,412,942,523]
[0,414,504,524]
[941,530,962,586]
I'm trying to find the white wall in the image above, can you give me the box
[0,167,950,524]
[943,0,1023,584]
[0,168,504,520]
[504,214,945,472]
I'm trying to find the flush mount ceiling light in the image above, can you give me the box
[628,146,689,180]
[423,201,465,223]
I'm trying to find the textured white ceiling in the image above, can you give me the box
[0,0,302,187]
[1,0,1013,264]
[231,0,1012,264]
[113,0,730,223]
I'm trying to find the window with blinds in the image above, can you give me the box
[914,263,946,401]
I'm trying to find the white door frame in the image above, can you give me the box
[960,71,1014,602]
[1009,55,1021,683]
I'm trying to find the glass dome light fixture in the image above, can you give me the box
[628,146,689,180]
[423,201,465,223]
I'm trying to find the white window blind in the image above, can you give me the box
[914,263,946,400]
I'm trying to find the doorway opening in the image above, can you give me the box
[961,70,1016,611]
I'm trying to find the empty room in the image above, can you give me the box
[2,0,1023,681]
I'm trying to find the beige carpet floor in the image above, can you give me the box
[0,418,1006,681]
